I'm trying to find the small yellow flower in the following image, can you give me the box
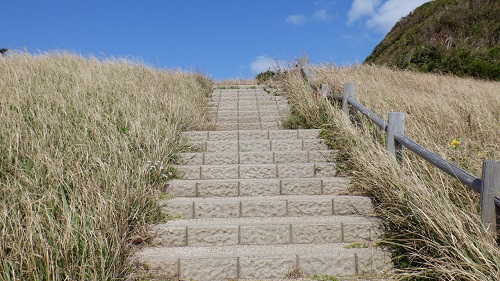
[477,152,483,158]
[450,139,461,148]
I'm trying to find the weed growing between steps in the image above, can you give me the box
[0,51,212,280]
[278,66,500,280]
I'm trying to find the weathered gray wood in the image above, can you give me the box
[301,67,316,85]
[394,133,482,192]
[321,84,331,98]
[481,160,500,236]
[342,83,355,115]
[387,112,405,164]
[348,98,387,130]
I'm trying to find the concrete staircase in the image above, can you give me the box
[133,86,392,280]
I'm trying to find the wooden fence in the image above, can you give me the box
[300,66,500,236]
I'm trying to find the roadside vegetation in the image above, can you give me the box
[278,64,500,280]
[0,51,212,280]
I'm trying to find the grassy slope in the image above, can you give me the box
[365,0,500,81]
[279,65,500,280]
[0,52,212,280]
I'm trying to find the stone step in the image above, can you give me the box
[132,243,392,280]
[179,150,336,165]
[209,105,289,111]
[209,110,286,118]
[166,177,349,197]
[187,139,328,153]
[161,194,373,219]
[215,116,282,123]
[208,100,288,107]
[150,216,379,247]
[175,162,337,180]
[183,129,321,141]
[211,92,283,97]
[216,122,282,130]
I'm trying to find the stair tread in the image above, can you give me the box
[134,243,387,259]
[161,194,372,203]
[152,215,374,227]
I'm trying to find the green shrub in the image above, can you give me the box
[256,70,275,84]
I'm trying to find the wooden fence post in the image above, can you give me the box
[342,83,355,115]
[387,112,405,164]
[481,160,500,236]
[321,84,331,98]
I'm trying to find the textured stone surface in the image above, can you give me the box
[180,152,203,165]
[343,222,372,242]
[293,223,342,244]
[240,180,280,196]
[274,151,308,163]
[356,249,393,275]
[241,200,287,217]
[197,181,238,197]
[167,180,196,197]
[269,130,298,140]
[206,141,238,152]
[303,139,328,150]
[288,199,333,216]
[239,256,296,279]
[272,140,303,151]
[151,226,187,247]
[208,130,238,141]
[240,164,276,179]
[278,163,315,178]
[239,140,271,152]
[239,130,268,140]
[194,201,240,218]
[314,163,337,177]
[298,129,321,139]
[180,258,238,280]
[239,152,274,164]
[281,179,322,195]
[309,150,336,162]
[323,178,350,195]
[334,196,374,215]
[240,224,291,245]
[176,165,200,180]
[162,201,193,218]
[201,165,238,179]
[299,254,357,276]
[204,153,238,165]
[188,225,239,246]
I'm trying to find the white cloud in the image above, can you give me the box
[285,14,305,25]
[250,56,275,74]
[347,0,431,32]
[313,9,332,22]
[367,0,431,32]
[347,0,381,25]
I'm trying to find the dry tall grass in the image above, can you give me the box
[279,65,500,280]
[0,51,212,280]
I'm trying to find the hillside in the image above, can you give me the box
[365,0,500,81]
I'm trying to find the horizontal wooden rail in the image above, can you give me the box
[300,67,500,237]
[394,132,482,192]
[348,97,387,131]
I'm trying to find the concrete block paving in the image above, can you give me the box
[133,87,392,280]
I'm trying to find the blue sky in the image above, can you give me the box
[1,0,430,80]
